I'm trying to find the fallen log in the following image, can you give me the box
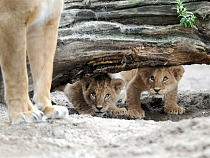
[52,0,210,89]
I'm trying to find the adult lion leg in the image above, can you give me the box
[0,24,46,124]
[27,8,68,119]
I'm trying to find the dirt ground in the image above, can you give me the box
[0,64,210,158]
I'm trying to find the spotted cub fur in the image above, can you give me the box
[121,66,185,119]
[64,74,127,117]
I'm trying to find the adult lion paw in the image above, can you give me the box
[11,109,47,125]
[43,105,69,119]
[127,108,145,119]
[164,105,185,115]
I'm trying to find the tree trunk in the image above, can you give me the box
[0,0,210,101]
[52,0,210,89]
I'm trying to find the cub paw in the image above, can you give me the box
[164,105,185,115]
[11,109,47,125]
[109,107,127,116]
[43,105,69,119]
[127,108,145,119]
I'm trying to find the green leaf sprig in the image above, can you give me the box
[176,0,196,27]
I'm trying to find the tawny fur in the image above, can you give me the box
[0,0,68,124]
[64,74,127,117]
[120,66,185,119]
[121,69,137,87]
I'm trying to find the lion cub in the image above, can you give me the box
[63,74,127,116]
[121,66,185,119]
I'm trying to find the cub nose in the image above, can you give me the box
[154,88,161,93]
[96,106,103,111]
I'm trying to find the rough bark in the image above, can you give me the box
[0,0,210,101]
[52,0,210,89]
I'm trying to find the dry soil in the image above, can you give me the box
[0,64,209,158]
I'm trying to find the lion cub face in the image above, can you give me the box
[138,66,184,95]
[81,75,124,114]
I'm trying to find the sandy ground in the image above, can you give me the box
[0,64,210,158]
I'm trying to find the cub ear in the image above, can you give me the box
[170,65,185,81]
[137,67,152,77]
[81,77,93,91]
[111,79,125,94]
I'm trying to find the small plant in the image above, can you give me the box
[176,0,196,27]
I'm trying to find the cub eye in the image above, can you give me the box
[163,76,168,82]
[150,76,155,82]
[90,92,96,99]
[104,94,110,100]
